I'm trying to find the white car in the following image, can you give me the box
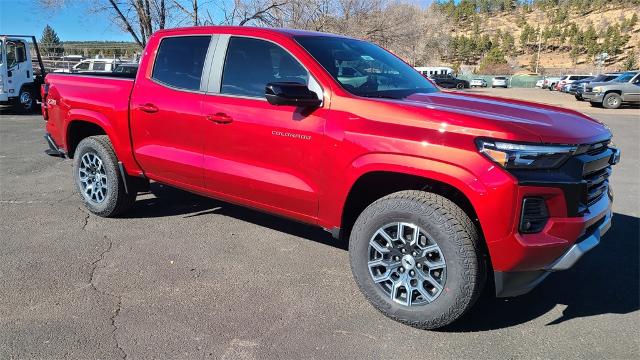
[536,79,544,88]
[54,59,122,73]
[491,77,508,88]
[470,78,487,87]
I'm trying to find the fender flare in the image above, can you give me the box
[63,109,142,175]
[328,152,493,231]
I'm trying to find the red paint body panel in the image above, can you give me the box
[43,26,613,273]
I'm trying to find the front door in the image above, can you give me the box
[130,35,214,189]
[201,36,327,222]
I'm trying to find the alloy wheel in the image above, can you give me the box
[78,152,108,203]
[367,222,446,306]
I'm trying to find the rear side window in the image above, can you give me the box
[152,36,211,91]
[93,62,105,71]
[221,37,308,97]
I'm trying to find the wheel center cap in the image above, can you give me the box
[401,255,415,270]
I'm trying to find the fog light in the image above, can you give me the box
[520,197,549,234]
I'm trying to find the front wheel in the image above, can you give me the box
[603,93,622,109]
[17,87,35,113]
[73,135,136,217]
[349,190,486,329]
[456,83,464,90]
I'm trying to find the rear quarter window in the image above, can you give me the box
[152,36,211,91]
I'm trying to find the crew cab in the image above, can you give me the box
[41,26,620,330]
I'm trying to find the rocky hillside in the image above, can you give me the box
[439,1,640,74]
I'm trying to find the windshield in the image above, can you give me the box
[613,72,637,82]
[295,36,438,99]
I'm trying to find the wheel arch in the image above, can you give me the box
[334,154,490,248]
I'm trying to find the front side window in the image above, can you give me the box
[221,37,309,97]
[152,36,211,91]
[76,62,90,70]
[6,41,26,68]
[614,72,637,83]
[295,36,438,99]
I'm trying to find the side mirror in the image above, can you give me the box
[265,82,321,108]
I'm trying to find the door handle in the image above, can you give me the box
[206,113,233,124]
[138,103,159,113]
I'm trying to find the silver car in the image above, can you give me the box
[583,71,640,109]
[491,77,508,88]
[470,78,487,87]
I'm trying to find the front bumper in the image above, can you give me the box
[583,92,604,103]
[495,205,612,297]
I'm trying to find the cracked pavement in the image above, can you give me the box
[1,89,639,359]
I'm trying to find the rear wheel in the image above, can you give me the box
[603,93,622,109]
[73,135,136,217]
[349,190,485,329]
[456,83,464,90]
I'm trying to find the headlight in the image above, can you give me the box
[592,86,603,93]
[476,139,576,169]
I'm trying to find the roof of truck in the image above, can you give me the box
[155,26,349,39]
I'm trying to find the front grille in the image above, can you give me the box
[579,140,613,210]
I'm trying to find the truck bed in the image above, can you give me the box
[44,72,138,172]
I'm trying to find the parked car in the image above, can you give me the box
[42,26,620,330]
[535,79,544,88]
[54,58,122,73]
[572,73,619,100]
[430,73,469,89]
[113,63,138,75]
[491,76,508,88]
[552,75,591,91]
[470,78,488,87]
[583,71,640,109]
[568,76,595,95]
[542,76,561,89]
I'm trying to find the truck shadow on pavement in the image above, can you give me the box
[442,211,639,332]
[127,183,638,331]
[125,183,348,250]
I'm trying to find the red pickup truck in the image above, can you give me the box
[41,26,620,329]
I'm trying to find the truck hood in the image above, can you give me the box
[401,91,610,144]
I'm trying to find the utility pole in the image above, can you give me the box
[535,26,542,74]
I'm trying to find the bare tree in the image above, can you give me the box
[35,0,452,65]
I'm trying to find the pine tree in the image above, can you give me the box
[40,25,63,57]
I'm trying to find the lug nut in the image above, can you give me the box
[399,267,404,273]
[409,270,415,276]
[394,256,400,261]
[417,263,422,268]
[401,248,406,253]
[412,251,417,256]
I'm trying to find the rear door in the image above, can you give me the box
[200,35,327,221]
[130,35,216,189]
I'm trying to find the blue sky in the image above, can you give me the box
[1,0,435,42]
[0,0,132,41]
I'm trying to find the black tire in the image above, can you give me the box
[16,87,36,113]
[456,83,465,90]
[575,94,583,101]
[349,190,486,330]
[548,84,555,91]
[590,101,603,108]
[602,92,622,109]
[73,135,136,217]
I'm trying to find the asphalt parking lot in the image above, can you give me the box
[0,88,638,359]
